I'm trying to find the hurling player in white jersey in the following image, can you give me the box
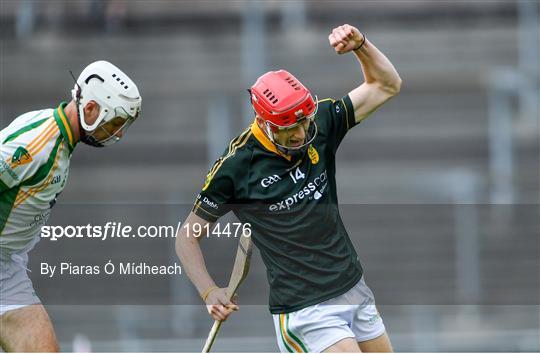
[0,60,142,351]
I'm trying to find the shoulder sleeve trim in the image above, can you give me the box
[8,120,59,170]
[3,117,49,144]
[341,95,356,131]
[0,178,10,193]
[13,138,64,209]
[202,127,251,191]
[317,98,336,104]
[192,201,219,222]
[21,134,63,187]
[0,186,20,234]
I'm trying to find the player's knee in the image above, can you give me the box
[358,332,393,353]
[37,329,60,352]
[43,339,60,352]
[323,337,361,352]
[20,339,59,353]
[1,305,59,352]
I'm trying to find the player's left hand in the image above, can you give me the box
[205,287,239,322]
[328,24,365,55]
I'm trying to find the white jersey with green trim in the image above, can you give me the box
[0,103,76,256]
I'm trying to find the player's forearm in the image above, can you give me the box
[354,37,402,94]
[175,231,216,297]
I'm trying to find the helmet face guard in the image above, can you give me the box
[262,98,319,132]
[270,120,318,158]
[80,106,140,147]
[261,102,319,157]
[250,70,319,157]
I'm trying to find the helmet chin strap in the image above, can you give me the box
[276,144,305,159]
[80,132,105,147]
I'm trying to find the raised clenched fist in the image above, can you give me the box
[328,24,365,55]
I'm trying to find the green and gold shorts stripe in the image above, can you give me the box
[279,314,309,353]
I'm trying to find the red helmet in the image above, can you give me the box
[250,70,317,129]
[249,70,318,157]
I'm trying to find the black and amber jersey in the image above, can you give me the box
[193,95,363,314]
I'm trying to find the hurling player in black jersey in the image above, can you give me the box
[177,24,401,353]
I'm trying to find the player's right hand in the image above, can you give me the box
[205,287,239,321]
[328,24,364,55]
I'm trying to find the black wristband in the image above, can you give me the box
[354,34,366,51]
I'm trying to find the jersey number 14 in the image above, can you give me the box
[289,167,306,184]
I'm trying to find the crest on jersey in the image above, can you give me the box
[11,147,33,166]
[307,144,319,165]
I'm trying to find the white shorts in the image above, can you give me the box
[272,276,386,353]
[0,251,40,316]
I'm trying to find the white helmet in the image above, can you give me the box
[72,60,141,147]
